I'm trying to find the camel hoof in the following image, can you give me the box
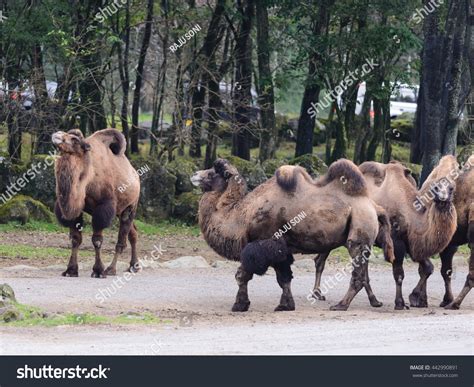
[444,302,460,310]
[61,269,78,277]
[128,265,140,273]
[330,303,349,311]
[409,293,428,308]
[439,298,453,308]
[91,271,107,279]
[231,301,250,312]
[274,303,295,312]
[370,299,383,308]
[394,303,409,310]
[104,267,117,276]
[312,291,326,301]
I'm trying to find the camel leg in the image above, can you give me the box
[446,245,474,309]
[439,244,457,307]
[91,230,106,278]
[105,206,135,276]
[364,263,383,307]
[392,240,409,310]
[274,256,295,311]
[128,221,139,272]
[408,258,434,307]
[231,265,253,312]
[312,253,329,300]
[62,223,82,277]
[330,243,370,311]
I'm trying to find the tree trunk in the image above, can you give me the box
[414,0,470,183]
[256,0,276,162]
[232,0,254,160]
[295,0,332,157]
[130,0,154,154]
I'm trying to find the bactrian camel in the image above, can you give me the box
[312,156,458,309]
[52,128,140,278]
[192,158,394,312]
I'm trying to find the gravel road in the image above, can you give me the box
[1,255,472,355]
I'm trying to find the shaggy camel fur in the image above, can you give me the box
[52,128,140,278]
[312,157,458,309]
[192,158,394,312]
[431,155,473,309]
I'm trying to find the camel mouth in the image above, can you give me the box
[190,173,203,187]
[52,132,65,146]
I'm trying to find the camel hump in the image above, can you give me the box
[90,128,126,156]
[359,161,386,186]
[275,165,312,191]
[317,159,368,196]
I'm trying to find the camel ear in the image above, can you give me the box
[213,159,230,178]
[68,129,84,138]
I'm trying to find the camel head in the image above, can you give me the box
[52,129,91,155]
[429,178,455,207]
[191,159,239,192]
[420,155,458,209]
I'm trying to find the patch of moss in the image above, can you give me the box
[172,191,200,224]
[0,195,54,224]
[225,155,267,190]
[288,154,328,178]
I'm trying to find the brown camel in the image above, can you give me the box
[52,128,140,278]
[312,156,458,310]
[432,154,473,309]
[191,158,394,312]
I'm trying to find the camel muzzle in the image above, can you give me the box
[190,172,203,187]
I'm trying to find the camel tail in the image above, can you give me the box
[92,128,127,156]
[240,238,293,275]
[316,159,368,196]
[374,206,395,263]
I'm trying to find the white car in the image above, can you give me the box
[351,82,418,119]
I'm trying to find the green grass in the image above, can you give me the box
[0,244,89,260]
[2,301,171,327]
[0,219,200,237]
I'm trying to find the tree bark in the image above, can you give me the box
[232,0,254,160]
[130,0,154,154]
[256,0,276,162]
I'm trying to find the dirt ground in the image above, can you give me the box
[0,231,473,355]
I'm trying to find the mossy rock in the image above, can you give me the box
[131,157,177,221]
[172,191,200,224]
[261,158,289,178]
[458,145,473,165]
[0,195,54,224]
[1,307,23,323]
[390,113,414,143]
[288,154,328,178]
[0,283,16,303]
[224,156,267,190]
[167,159,199,194]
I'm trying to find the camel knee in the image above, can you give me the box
[422,260,434,277]
[115,242,126,253]
[120,206,135,222]
[70,233,82,248]
[92,235,103,249]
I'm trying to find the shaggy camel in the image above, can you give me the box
[312,156,458,309]
[191,158,394,312]
[52,128,140,278]
[430,154,473,309]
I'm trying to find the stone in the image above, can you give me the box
[162,256,210,269]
